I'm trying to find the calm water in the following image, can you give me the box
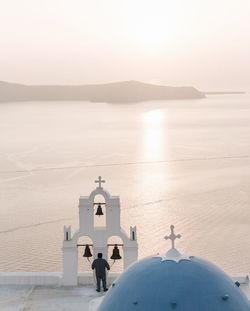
[0,95,250,274]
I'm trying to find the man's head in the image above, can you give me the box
[97,253,103,259]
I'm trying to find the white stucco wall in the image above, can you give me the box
[0,272,120,286]
[0,272,62,286]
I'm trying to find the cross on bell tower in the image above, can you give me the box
[164,225,181,250]
[95,176,105,188]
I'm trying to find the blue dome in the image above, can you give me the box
[98,253,250,311]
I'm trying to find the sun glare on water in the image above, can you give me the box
[141,109,167,162]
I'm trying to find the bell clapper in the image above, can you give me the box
[110,259,116,267]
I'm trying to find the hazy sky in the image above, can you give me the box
[0,0,250,90]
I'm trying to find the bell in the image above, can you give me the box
[83,244,92,258]
[95,203,104,216]
[111,245,122,260]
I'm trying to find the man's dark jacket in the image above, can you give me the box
[92,258,110,277]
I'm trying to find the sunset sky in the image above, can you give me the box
[0,0,249,90]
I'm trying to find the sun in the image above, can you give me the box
[124,0,180,52]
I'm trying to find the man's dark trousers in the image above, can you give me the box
[96,274,107,291]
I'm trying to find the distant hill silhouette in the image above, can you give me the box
[0,80,205,103]
[204,91,245,95]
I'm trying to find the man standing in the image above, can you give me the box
[92,253,110,292]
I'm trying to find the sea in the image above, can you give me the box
[0,94,250,274]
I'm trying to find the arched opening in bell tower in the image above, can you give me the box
[93,194,106,228]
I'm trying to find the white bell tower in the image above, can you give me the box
[62,177,138,286]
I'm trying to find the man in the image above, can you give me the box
[92,253,110,292]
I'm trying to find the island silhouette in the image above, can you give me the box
[0,80,205,103]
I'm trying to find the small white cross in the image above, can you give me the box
[95,176,105,188]
[164,225,181,250]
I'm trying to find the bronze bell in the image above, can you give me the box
[111,244,122,260]
[95,203,104,216]
[83,244,92,258]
